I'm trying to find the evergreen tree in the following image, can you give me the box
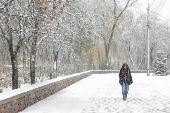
[152,50,167,76]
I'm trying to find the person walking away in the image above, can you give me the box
[119,63,133,101]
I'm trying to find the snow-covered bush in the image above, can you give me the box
[152,50,167,76]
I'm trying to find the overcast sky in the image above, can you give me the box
[83,0,170,21]
[139,0,170,21]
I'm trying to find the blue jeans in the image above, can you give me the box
[122,82,129,100]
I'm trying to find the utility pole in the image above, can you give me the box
[147,1,150,76]
[167,26,170,71]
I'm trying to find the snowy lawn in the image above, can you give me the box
[20,73,170,113]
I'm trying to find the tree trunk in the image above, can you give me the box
[30,51,36,84]
[55,58,58,73]
[11,55,18,89]
[54,51,59,74]
[128,45,135,70]
[97,49,101,69]
[23,51,27,83]
[68,51,71,64]
[105,47,109,70]
[30,39,37,84]
[8,31,19,89]
[30,20,38,84]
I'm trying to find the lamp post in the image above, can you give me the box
[147,1,150,76]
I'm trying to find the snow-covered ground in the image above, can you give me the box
[0,76,66,93]
[20,73,170,113]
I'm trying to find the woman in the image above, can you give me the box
[119,63,133,101]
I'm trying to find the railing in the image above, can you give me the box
[0,70,152,113]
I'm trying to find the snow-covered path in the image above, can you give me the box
[20,73,170,113]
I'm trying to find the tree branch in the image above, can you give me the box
[23,42,31,52]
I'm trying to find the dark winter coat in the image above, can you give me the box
[119,69,133,85]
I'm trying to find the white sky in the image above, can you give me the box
[83,0,170,21]
[139,0,170,21]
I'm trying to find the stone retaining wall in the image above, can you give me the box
[0,70,151,113]
[0,71,92,113]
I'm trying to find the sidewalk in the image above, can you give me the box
[20,73,170,113]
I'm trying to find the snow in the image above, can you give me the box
[1,83,30,93]
[0,71,91,101]
[20,73,170,113]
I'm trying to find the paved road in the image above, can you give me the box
[20,73,170,113]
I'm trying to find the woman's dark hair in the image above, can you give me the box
[121,63,129,70]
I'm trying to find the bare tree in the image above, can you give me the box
[0,0,26,89]
[102,0,137,69]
